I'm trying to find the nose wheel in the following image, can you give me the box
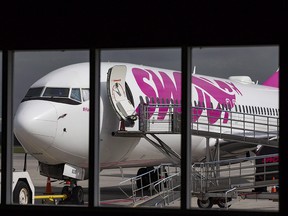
[71,186,84,204]
[60,181,84,205]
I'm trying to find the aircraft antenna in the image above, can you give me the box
[193,66,196,74]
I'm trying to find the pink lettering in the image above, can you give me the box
[132,68,157,119]
[132,67,242,125]
[83,107,90,112]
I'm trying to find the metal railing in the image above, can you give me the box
[191,153,279,194]
[117,153,278,207]
[118,164,179,206]
[138,102,279,146]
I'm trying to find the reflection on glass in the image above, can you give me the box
[190,46,279,211]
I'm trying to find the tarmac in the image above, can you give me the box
[10,153,279,211]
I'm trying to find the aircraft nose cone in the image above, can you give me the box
[14,101,58,154]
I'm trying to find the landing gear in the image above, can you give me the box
[136,167,152,190]
[61,185,70,200]
[59,181,84,205]
[71,186,84,204]
[136,166,167,191]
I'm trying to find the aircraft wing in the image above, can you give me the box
[222,130,278,148]
[217,130,278,160]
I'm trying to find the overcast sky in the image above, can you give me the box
[0,46,279,118]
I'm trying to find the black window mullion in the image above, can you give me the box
[181,46,192,209]
[1,50,14,205]
[88,49,101,207]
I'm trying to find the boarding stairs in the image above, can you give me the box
[191,153,279,208]
[118,153,278,208]
[118,164,181,207]
[114,101,279,207]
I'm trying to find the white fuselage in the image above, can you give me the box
[13,62,279,175]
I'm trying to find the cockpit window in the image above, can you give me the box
[22,87,83,105]
[43,88,69,98]
[24,87,44,99]
[70,88,81,102]
[82,88,90,101]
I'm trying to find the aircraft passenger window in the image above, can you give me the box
[227,103,231,110]
[82,88,90,101]
[272,108,275,116]
[260,107,263,115]
[43,87,69,97]
[156,97,160,104]
[242,105,245,113]
[24,87,44,99]
[145,96,149,104]
[238,105,241,112]
[71,88,81,102]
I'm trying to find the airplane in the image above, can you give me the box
[13,62,279,204]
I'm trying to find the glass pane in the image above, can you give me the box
[70,88,81,102]
[43,87,70,97]
[13,50,89,205]
[24,87,44,99]
[82,89,89,102]
[191,46,279,211]
[99,48,181,208]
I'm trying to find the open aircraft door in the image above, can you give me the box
[107,65,137,127]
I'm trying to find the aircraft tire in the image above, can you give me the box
[61,185,71,200]
[71,186,84,204]
[13,180,32,204]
